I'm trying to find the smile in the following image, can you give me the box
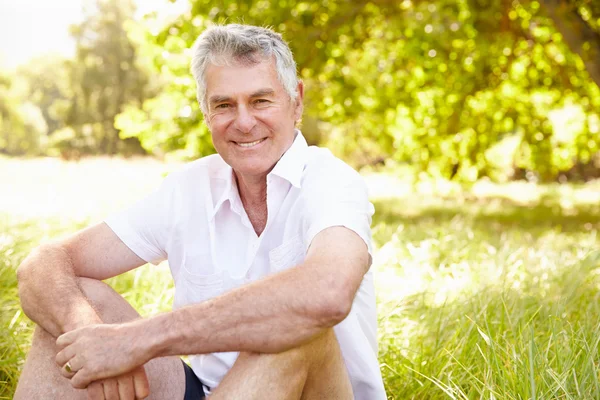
[234,138,266,148]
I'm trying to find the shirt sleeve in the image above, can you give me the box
[104,174,178,265]
[301,159,375,257]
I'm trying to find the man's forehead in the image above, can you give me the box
[205,56,276,77]
[204,59,282,98]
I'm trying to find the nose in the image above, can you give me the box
[233,105,257,134]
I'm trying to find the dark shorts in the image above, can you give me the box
[183,361,208,399]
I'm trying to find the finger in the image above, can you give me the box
[103,379,119,400]
[87,381,106,400]
[117,374,135,400]
[132,367,150,399]
[55,345,76,369]
[58,362,76,379]
[71,369,93,390]
[59,355,85,379]
[56,330,76,348]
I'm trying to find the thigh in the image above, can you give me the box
[15,278,186,400]
[209,329,352,400]
[208,350,307,400]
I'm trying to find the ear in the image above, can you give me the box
[202,110,212,131]
[293,80,304,122]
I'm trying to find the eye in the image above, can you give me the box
[254,99,270,105]
[215,103,230,109]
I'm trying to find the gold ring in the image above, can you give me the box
[65,361,73,373]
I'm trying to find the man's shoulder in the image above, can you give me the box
[164,153,228,185]
[302,145,363,188]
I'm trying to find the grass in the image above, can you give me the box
[1,157,600,399]
[372,181,600,399]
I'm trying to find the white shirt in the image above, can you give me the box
[105,131,387,399]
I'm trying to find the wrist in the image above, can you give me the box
[121,319,157,365]
[129,314,176,360]
[62,308,102,333]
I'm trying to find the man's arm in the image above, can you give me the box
[154,225,370,354]
[17,222,147,337]
[55,226,371,388]
[18,222,154,398]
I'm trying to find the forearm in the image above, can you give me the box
[142,261,350,358]
[17,244,101,337]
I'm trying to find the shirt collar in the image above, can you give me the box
[268,129,307,189]
[210,162,238,220]
[210,129,308,220]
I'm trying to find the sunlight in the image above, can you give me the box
[0,0,190,69]
[0,0,83,68]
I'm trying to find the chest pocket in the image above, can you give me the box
[174,253,224,308]
[269,235,305,273]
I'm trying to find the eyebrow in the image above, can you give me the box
[208,95,231,106]
[250,88,275,98]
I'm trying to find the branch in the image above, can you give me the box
[540,0,600,89]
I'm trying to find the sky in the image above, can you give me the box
[0,0,189,70]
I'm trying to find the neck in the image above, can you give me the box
[234,172,267,206]
[234,171,268,236]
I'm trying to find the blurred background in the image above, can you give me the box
[2,1,600,399]
[1,0,599,182]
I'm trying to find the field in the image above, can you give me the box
[1,157,600,399]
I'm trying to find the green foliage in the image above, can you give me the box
[371,184,600,397]
[2,0,599,179]
[115,0,600,180]
[0,215,87,399]
[0,71,48,156]
[115,13,214,160]
[63,0,151,156]
[17,56,72,138]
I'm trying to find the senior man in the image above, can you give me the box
[15,24,386,400]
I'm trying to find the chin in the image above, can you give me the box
[234,160,275,178]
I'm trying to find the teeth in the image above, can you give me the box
[237,139,264,148]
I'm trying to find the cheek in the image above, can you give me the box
[210,131,227,152]
[208,119,229,139]
[207,111,232,129]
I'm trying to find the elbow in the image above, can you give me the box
[17,243,59,291]
[16,247,38,286]
[318,279,355,327]
[16,247,40,313]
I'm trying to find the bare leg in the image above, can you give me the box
[14,277,186,400]
[210,329,353,400]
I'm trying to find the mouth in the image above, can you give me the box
[233,138,267,148]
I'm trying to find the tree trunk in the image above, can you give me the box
[540,0,600,90]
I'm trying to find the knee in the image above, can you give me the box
[303,328,341,364]
[238,328,339,366]
[77,277,113,303]
[76,277,140,324]
[76,277,115,315]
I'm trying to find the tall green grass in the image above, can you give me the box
[0,216,87,398]
[374,189,600,399]
[1,170,599,399]
[0,214,173,399]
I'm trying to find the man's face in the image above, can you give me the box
[203,58,303,180]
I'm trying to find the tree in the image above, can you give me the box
[119,0,600,181]
[18,55,72,137]
[66,0,149,155]
[540,0,600,89]
[0,70,47,155]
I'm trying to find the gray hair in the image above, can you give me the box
[191,24,299,114]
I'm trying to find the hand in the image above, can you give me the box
[55,322,151,389]
[85,367,149,400]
